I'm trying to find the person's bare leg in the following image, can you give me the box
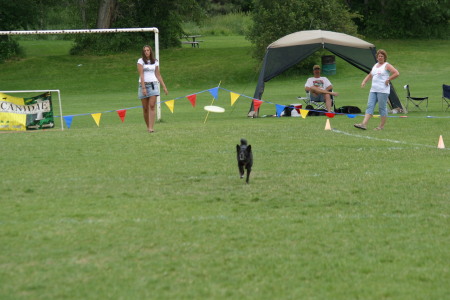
[325,94,332,112]
[361,114,372,126]
[309,86,339,97]
[354,114,372,129]
[377,116,387,130]
[141,98,150,129]
[148,96,156,132]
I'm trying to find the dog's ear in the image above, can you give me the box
[236,144,240,152]
[247,145,252,152]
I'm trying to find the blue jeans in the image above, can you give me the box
[366,92,389,116]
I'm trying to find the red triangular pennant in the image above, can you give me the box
[117,109,126,123]
[253,99,263,111]
[186,94,197,107]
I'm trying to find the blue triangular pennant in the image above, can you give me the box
[276,104,285,117]
[208,87,219,100]
[63,116,74,129]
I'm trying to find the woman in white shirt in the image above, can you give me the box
[137,45,168,133]
[354,49,399,130]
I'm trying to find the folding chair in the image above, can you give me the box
[442,84,450,111]
[298,91,335,111]
[404,84,428,112]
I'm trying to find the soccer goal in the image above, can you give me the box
[0,27,162,123]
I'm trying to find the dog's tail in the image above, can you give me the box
[240,138,247,145]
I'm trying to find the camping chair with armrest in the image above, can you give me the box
[298,90,335,112]
[442,84,450,111]
[404,84,428,112]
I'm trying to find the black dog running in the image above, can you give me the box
[236,138,253,184]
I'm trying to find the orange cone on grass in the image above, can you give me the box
[325,119,331,130]
[438,135,445,149]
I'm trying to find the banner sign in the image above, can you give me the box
[0,92,54,131]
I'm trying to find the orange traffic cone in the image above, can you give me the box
[438,135,445,149]
[324,119,331,130]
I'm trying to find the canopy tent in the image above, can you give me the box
[250,30,403,113]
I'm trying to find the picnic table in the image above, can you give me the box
[181,35,203,48]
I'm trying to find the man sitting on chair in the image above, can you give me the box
[305,65,339,112]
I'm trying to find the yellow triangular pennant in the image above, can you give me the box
[165,100,175,113]
[91,113,102,127]
[230,92,240,106]
[300,109,309,119]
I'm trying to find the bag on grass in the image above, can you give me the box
[282,106,293,117]
[336,106,361,114]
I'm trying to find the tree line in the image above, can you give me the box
[1,0,448,61]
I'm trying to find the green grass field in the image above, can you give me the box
[1,36,449,299]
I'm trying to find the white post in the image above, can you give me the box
[154,28,161,121]
[57,90,64,130]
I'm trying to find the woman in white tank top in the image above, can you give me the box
[354,49,399,130]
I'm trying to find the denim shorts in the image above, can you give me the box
[138,82,159,99]
[366,92,389,116]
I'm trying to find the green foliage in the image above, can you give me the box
[246,0,360,64]
[0,0,38,61]
[69,0,207,54]
[0,0,39,31]
[69,33,149,56]
[0,37,23,62]
[183,12,252,36]
[207,0,253,15]
[347,0,450,39]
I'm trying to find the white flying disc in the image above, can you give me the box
[204,105,225,113]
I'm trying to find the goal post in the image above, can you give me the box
[0,27,162,121]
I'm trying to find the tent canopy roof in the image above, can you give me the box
[268,30,375,49]
[267,30,375,49]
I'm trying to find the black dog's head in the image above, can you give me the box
[236,138,252,163]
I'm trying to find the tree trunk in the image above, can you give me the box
[96,0,117,29]
[380,0,386,15]
[78,0,88,28]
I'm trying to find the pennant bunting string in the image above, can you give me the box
[165,100,175,113]
[300,109,309,119]
[208,87,219,100]
[230,92,240,106]
[58,85,448,129]
[117,110,126,122]
[91,113,102,127]
[253,99,263,111]
[63,116,73,129]
[276,104,285,117]
[186,94,197,107]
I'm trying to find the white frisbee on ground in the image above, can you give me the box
[204,105,225,113]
